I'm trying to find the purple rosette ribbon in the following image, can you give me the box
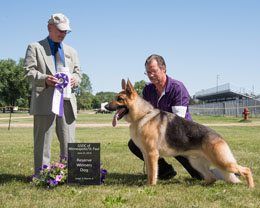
[52,73,69,116]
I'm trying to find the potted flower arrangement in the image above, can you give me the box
[31,155,107,188]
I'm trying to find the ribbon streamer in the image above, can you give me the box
[52,73,69,116]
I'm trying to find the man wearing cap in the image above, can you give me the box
[23,13,82,176]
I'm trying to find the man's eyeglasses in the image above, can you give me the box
[144,68,160,76]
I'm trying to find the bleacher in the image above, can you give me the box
[195,83,259,103]
[191,83,260,116]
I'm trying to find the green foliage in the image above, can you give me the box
[75,73,117,110]
[103,195,127,207]
[134,80,146,96]
[75,73,94,110]
[189,96,203,105]
[138,187,158,198]
[77,92,94,110]
[93,92,117,109]
[95,92,117,103]
[91,96,101,109]
[75,73,92,95]
[0,59,31,107]
[31,156,67,188]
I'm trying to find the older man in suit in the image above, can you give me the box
[23,13,82,176]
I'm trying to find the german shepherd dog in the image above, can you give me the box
[105,79,254,188]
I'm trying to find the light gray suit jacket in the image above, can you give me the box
[23,38,82,118]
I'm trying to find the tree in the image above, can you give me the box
[189,96,203,105]
[91,96,101,109]
[95,92,117,103]
[134,80,146,96]
[0,59,31,110]
[77,92,94,110]
[93,92,117,109]
[75,73,92,95]
[75,73,93,110]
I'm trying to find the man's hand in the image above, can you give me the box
[45,75,58,87]
[70,76,75,88]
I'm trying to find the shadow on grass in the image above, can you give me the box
[183,177,203,187]
[0,173,30,184]
[0,172,202,187]
[106,173,146,186]
[106,172,185,186]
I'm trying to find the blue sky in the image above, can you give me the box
[1,0,259,96]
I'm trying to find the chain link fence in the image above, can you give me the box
[189,98,260,117]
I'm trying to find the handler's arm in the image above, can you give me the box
[171,83,190,119]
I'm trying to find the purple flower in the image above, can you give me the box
[101,169,107,175]
[60,155,67,162]
[101,175,106,184]
[37,167,42,171]
[51,180,58,186]
[32,157,106,187]
[100,168,107,184]
[30,174,37,180]
[47,179,52,184]
[47,179,58,186]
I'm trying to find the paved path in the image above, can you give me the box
[1,122,260,128]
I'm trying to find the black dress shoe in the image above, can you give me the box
[158,166,177,180]
[158,158,177,180]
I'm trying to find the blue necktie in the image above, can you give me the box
[54,43,63,70]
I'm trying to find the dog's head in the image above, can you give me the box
[105,79,137,127]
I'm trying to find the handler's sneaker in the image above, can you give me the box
[158,158,177,180]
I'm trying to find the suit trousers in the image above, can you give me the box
[33,100,75,175]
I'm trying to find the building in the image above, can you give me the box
[190,83,260,117]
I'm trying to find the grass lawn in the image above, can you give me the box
[0,112,259,207]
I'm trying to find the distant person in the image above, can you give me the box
[23,13,82,176]
[128,54,203,180]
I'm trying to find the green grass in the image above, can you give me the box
[0,113,259,207]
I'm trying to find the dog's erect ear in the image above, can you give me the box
[126,79,135,94]
[121,79,126,90]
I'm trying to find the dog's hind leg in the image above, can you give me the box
[217,164,254,188]
[188,156,216,185]
[218,171,241,184]
[204,139,254,188]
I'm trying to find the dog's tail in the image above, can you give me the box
[203,138,254,188]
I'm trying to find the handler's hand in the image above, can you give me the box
[70,76,75,88]
[45,75,58,87]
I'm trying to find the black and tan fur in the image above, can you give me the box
[105,79,254,188]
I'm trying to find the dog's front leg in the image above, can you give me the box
[144,151,159,185]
